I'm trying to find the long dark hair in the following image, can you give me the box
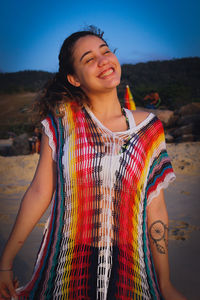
[35,26,107,119]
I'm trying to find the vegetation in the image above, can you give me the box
[0,70,54,94]
[118,57,200,109]
[0,57,199,138]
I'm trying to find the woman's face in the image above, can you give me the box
[67,35,121,96]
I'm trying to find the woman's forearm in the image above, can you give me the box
[148,206,170,288]
[0,184,54,269]
[147,189,171,287]
[147,189,187,300]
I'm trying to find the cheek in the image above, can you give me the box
[113,55,121,73]
[76,68,94,87]
[115,62,121,79]
[118,64,121,76]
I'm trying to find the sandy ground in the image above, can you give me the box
[0,142,200,299]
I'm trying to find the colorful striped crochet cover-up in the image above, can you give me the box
[17,102,175,299]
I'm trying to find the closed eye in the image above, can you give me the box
[85,49,111,63]
[86,57,94,63]
[104,50,111,54]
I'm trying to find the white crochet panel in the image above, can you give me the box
[41,119,57,161]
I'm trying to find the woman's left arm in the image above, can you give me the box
[147,189,187,300]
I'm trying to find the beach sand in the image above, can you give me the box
[0,142,200,299]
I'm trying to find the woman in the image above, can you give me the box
[0,27,186,299]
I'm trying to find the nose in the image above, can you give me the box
[97,55,109,67]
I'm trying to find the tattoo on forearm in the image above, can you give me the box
[149,220,168,254]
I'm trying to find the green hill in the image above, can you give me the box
[1,57,199,109]
[0,57,199,138]
[0,70,54,94]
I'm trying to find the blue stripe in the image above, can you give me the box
[147,164,173,192]
[30,115,60,298]
[45,116,65,298]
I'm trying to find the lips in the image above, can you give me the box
[98,67,114,79]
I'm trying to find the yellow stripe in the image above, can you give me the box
[62,103,78,297]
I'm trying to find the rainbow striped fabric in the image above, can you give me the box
[17,102,175,299]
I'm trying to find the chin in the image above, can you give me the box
[107,78,121,88]
[105,74,121,86]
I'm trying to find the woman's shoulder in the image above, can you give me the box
[130,110,153,126]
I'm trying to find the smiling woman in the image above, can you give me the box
[0,26,187,300]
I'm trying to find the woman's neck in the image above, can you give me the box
[86,89,122,121]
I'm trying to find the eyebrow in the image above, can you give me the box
[79,43,108,62]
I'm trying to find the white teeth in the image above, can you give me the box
[100,68,114,78]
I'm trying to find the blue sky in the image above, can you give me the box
[0,0,200,72]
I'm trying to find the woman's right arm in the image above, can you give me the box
[0,132,56,299]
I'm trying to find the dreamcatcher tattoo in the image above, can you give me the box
[149,220,168,254]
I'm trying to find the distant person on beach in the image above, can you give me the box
[144,90,161,109]
[28,127,42,154]
[0,26,186,300]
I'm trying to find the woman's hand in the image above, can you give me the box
[0,270,19,300]
[160,281,187,300]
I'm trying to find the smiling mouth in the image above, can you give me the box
[98,68,114,78]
